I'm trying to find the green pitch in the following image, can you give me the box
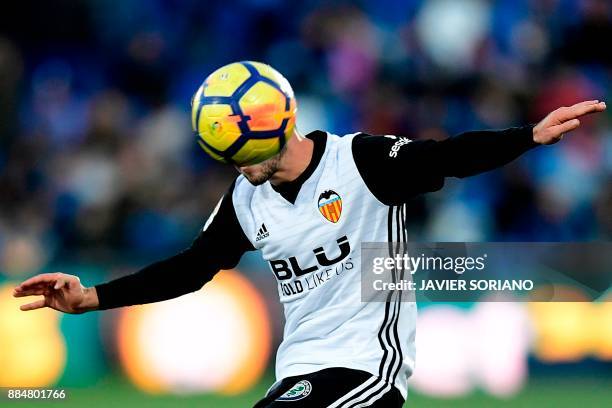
[5,375,611,407]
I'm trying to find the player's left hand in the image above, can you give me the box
[533,100,606,145]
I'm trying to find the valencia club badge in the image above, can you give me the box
[318,190,342,223]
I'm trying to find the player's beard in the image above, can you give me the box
[238,152,282,186]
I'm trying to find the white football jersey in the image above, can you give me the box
[96,124,535,403]
[232,132,415,399]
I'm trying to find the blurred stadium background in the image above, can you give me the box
[0,0,611,406]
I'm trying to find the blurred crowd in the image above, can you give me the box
[0,0,610,279]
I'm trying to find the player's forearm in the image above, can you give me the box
[94,250,215,310]
[438,125,537,178]
[94,188,254,309]
[351,126,539,205]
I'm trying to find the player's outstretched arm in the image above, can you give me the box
[14,181,254,312]
[352,100,606,205]
[14,273,99,313]
[432,99,607,179]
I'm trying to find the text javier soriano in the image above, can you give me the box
[370,253,534,293]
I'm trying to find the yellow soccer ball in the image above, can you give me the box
[191,61,297,166]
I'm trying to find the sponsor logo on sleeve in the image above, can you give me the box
[388,137,412,158]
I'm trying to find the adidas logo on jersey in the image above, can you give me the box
[255,223,269,241]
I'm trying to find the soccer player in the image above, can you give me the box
[14,81,605,407]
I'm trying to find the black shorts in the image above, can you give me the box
[253,367,404,407]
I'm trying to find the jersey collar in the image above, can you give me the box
[270,130,327,204]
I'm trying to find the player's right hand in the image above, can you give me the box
[13,273,99,314]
